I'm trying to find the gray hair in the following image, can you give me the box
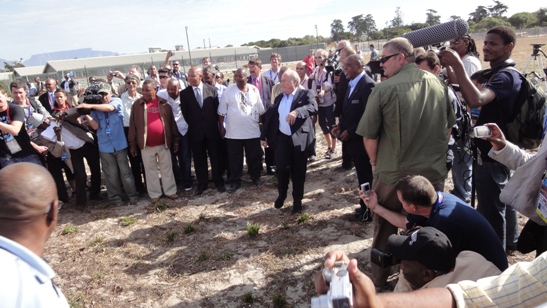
[283,69,300,86]
[384,38,414,62]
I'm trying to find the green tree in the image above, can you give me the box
[475,16,511,30]
[408,22,429,31]
[331,19,345,41]
[362,14,377,40]
[348,15,365,38]
[508,12,537,29]
[488,0,509,18]
[391,7,404,29]
[450,15,462,21]
[426,9,441,26]
[537,7,547,26]
[469,6,489,23]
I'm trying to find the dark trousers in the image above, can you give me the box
[345,138,373,208]
[275,133,308,204]
[46,155,74,202]
[124,127,146,193]
[226,138,263,184]
[190,136,224,189]
[70,142,101,205]
[265,146,275,172]
[171,132,192,187]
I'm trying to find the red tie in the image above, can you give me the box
[254,77,261,95]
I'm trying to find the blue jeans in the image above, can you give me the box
[100,148,138,203]
[450,139,472,201]
[0,154,42,168]
[475,159,518,250]
[171,133,192,187]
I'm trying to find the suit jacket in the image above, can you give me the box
[180,83,221,143]
[260,88,317,153]
[39,92,55,114]
[339,73,375,141]
[248,74,275,110]
[333,71,349,118]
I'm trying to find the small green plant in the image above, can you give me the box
[67,291,86,308]
[93,271,105,280]
[120,217,137,227]
[199,213,206,221]
[297,213,311,224]
[219,250,233,261]
[62,224,76,235]
[92,236,104,244]
[96,212,108,220]
[165,230,177,243]
[184,224,195,234]
[281,221,290,230]
[197,251,210,262]
[155,200,168,212]
[246,222,260,238]
[241,292,254,304]
[272,294,287,308]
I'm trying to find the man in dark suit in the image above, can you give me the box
[248,57,276,174]
[38,78,58,114]
[180,66,225,195]
[260,69,317,214]
[332,54,375,222]
[334,46,355,170]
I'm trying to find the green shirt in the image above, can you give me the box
[356,63,456,185]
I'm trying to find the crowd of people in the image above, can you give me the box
[1,24,546,307]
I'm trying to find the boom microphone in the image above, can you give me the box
[401,19,469,47]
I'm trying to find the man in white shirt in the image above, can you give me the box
[0,163,69,307]
[158,79,192,191]
[218,68,265,193]
[262,53,282,83]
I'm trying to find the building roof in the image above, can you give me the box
[13,66,44,78]
[43,46,260,73]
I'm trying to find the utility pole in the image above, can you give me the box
[314,25,319,48]
[185,26,192,65]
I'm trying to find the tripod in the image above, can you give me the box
[522,44,547,89]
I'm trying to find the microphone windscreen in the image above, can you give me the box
[401,19,469,47]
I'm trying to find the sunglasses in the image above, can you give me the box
[159,76,169,79]
[379,53,400,64]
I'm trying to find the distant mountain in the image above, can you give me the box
[23,48,118,66]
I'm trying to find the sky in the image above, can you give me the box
[0,0,542,62]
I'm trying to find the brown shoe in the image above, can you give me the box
[168,194,179,200]
[150,198,160,203]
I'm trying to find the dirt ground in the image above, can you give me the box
[46,35,545,308]
[47,136,535,308]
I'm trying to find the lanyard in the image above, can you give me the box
[270,70,278,81]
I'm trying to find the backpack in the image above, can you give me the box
[448,84,472,142]
[494,67,546,149]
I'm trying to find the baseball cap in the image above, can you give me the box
[97,83,112,94]
[387,227,455,272]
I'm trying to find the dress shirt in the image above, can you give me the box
[278,90,296,136]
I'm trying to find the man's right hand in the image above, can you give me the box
[359,190,379,212]
[315,250,380,308]
[484,123,507,151]
[130,147,137,157]
[260,140,268,148]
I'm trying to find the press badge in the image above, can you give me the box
[351,100,359,104]
[105,127,112,137]
[537,176,547,224]
[5,134,22,154]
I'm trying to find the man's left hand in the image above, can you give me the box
[286,110,299,125]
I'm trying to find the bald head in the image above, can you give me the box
[0,163,57,222]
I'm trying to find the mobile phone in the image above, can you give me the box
[370,248,400,268]
[360,182,371,195]
[316,85,322,94]
[473,126,492,138]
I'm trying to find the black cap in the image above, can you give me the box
[388,227,455,273]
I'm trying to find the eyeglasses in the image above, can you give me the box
[314,56,323,59]
[379,53,400,64]
[159,76,169,79]
[215,76,221,79]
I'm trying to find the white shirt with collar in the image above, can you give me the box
[347,71,365,97]
[192,82,204,106]
[0,235,69,308]
[157,89,188,136]
[120,91,142,127]
[278,89,297,136]
[262,69,280,83]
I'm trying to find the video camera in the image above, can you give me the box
[82,83,103,105]
[311,261,353,308]
[325,49,342,77]
[371,248,400,268]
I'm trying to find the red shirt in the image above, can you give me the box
[303,55,315,75]
[145,98,164,147]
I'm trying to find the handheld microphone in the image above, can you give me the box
[401,19,469,47]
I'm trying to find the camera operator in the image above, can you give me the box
[81,83,139,207]
[314,249,547,308]
[360,175,508,272]
[53,89,102,209]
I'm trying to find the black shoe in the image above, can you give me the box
[291,202,303,214]
[195,187,206,196]
[216,185,226,193]
[89,194,105,201]
[226,183,240,193]
[350,207,372,222]
[267,167,275,175]
[252,178,264,186]
[274,196,285,209]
